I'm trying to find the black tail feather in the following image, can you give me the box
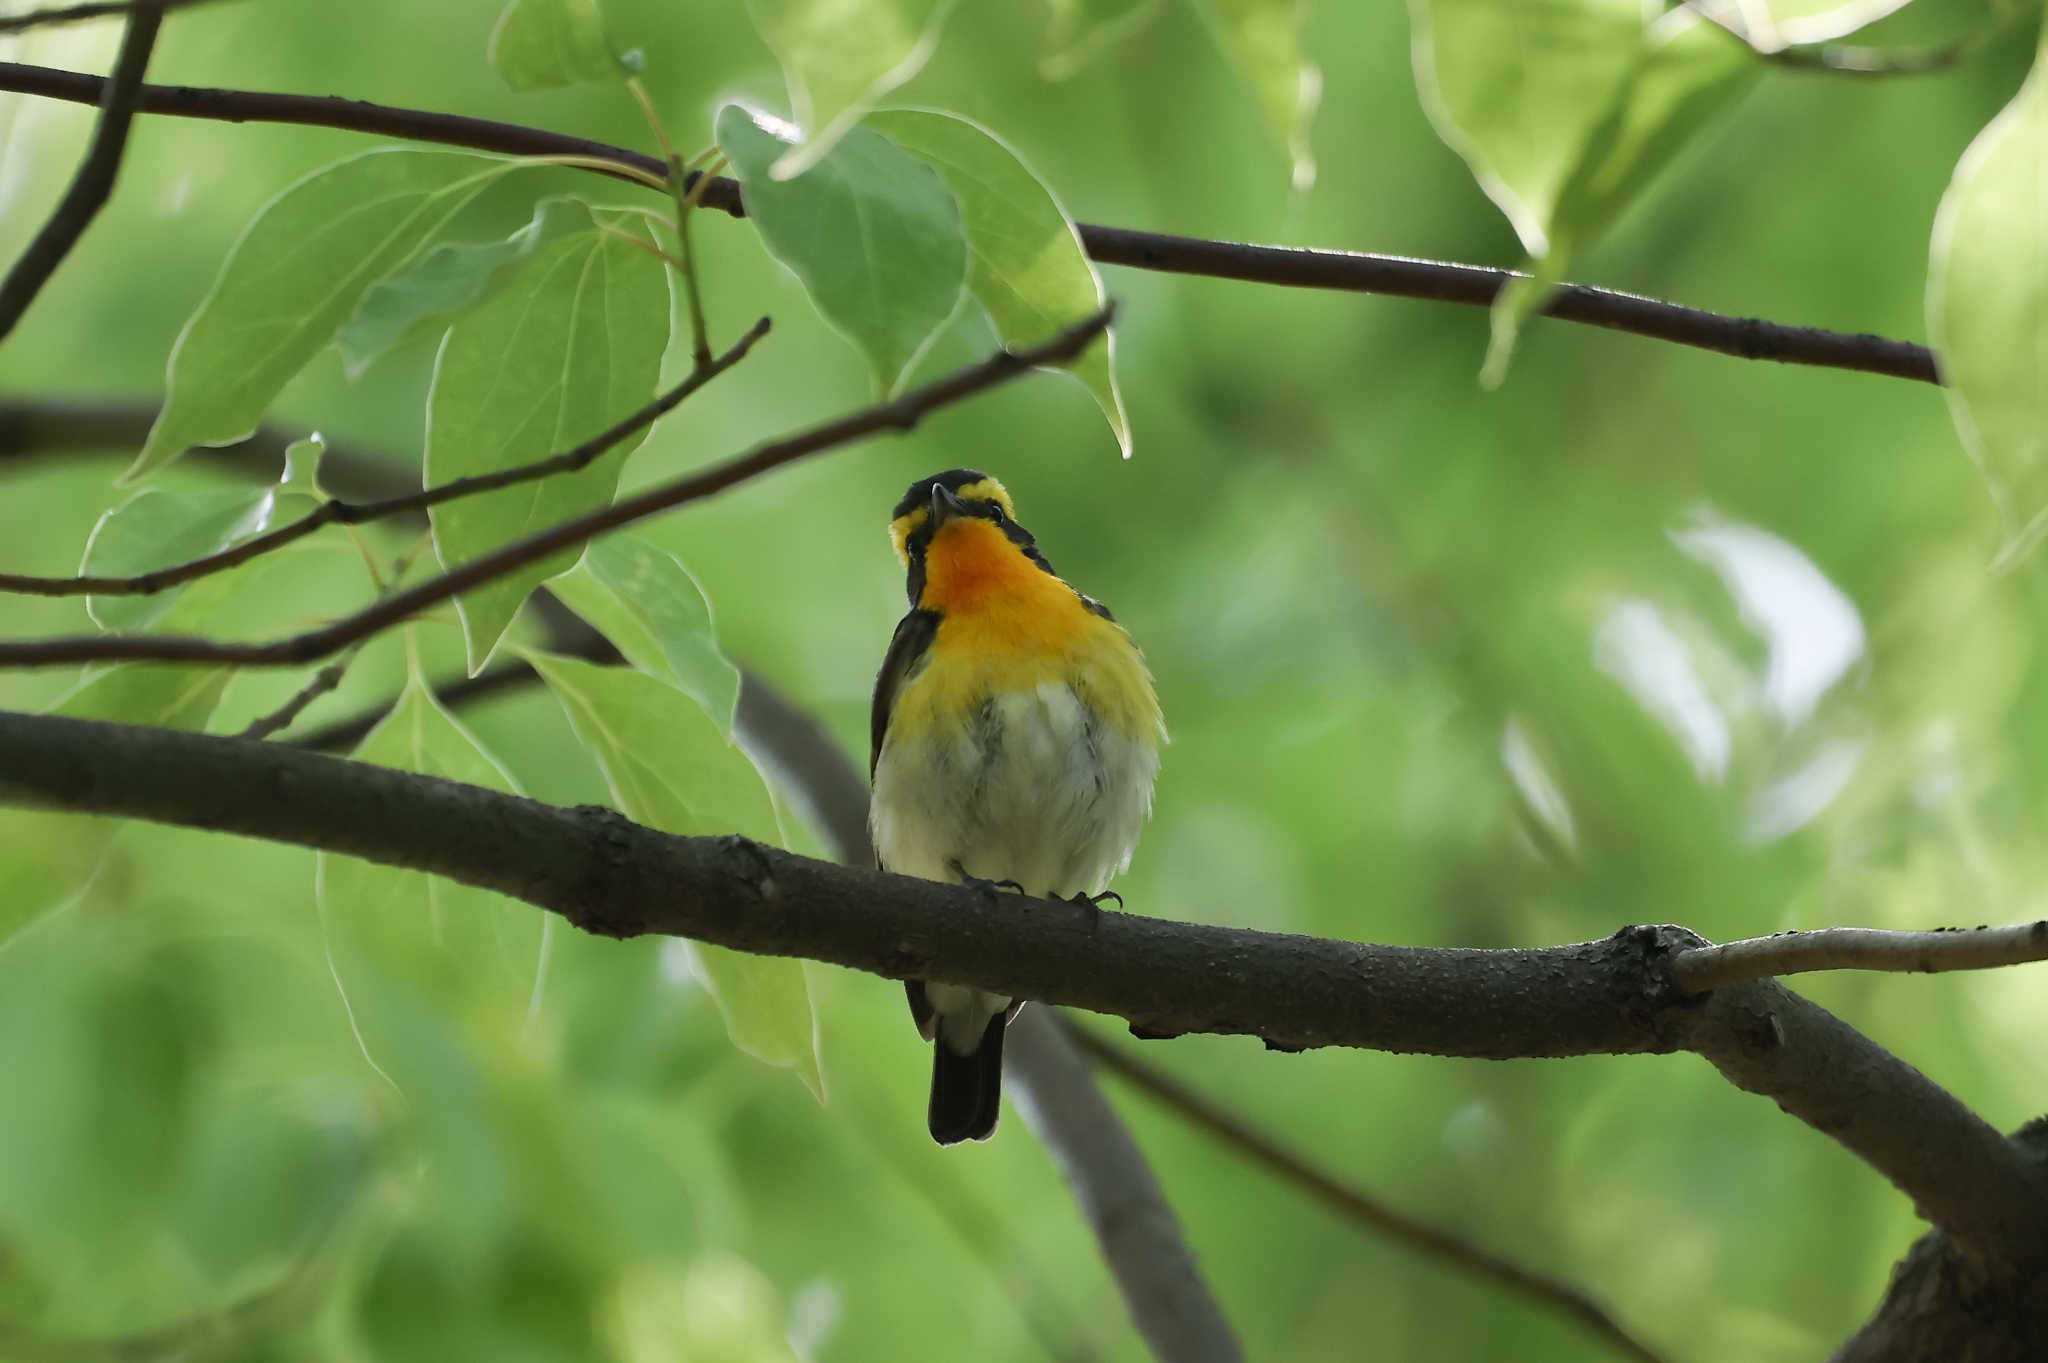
[928,1015,1006,1145]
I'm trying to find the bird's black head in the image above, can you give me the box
[887,469,1052,605]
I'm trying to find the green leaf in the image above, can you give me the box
[281,435,327,500]
[866,109,1128,456]
[338,199,587,379]
[315,674,551,1052]
[132,149,520,483]
[81,488,281,632]
[1930,31,2048,564]
[743,0,955,179]
[1040,0,1164,79]
[489,0,627,90]
[424,202,670,674]
[48,660,233,730]
[1409,1,1755,382]
[547,535,741,734]
[717,104,967,396]
[526,651,823,1098]
[1195,0,1320,191]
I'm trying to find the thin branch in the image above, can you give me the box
[237,653,356,740]
[3,710,2045,1267]
[0,9,163,343]
[0,62,1942,383]
[0,308,1110,669]
[0,316,770,599]
[296,658,538,751]
[0,398,413,501]
[1007,1011,1246,1363]
[1673,920,2048,993]
[0,0,213,36]
[1067,1024,1672,1363]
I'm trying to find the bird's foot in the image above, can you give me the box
[950,861,1025,905]
[1063,888,1122,928]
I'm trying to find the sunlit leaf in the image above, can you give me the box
[1195,0,1321,190]
[424,202,670,673]
[743,0,955,179]
[717,104,966,395]
[488,0,628,90]
[866,109,1129,455]
[527,651,823,1098]
[548,535,741,734]
[1928,29,2048,562]
[1040,0,1164,79]
[607,1256,801,1363]
[1409,0,1755,382]
[132,150,519,483]
[315,674,551,1064]
[338,198,588,378]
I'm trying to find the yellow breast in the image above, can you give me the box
[895,519,1163,747]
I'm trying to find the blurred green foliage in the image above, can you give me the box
[2,1,2046,1360]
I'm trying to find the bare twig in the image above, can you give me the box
[4,714,2045,1267]
[0,308,1111,668]
[0,8,163,343]
[1008,1012,1247,1363]
[237,654,355,740]
[1673,921,2048,993]
[0,62,1942,383]
[0,317,770,599]
[1067,1025,1672,1363]
[0,0,213,35]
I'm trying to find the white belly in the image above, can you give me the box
[871,681,1156,901]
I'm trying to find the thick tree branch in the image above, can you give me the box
[0,309,1110,668]
[0,10,162,343]
[1068,1025,1672,1363]
[0,318,769,598]
[0,62,1940,383]
[1674,921,2048,992]
[3,709,2044,1267]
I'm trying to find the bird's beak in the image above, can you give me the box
[930,482,967,528]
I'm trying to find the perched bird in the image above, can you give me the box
[870,469,1163,1144]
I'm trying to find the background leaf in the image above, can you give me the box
[743,0,955,179]
[1196,0,1321,191]
[527,651,823,1098]
[717,104,967,396]
[133,150,517,483]
[1409,0,1756,382]
[866,109,1129,455]
[489,0,628,91]
[1928,30,2048,562]
[548,535,742,734]
[315,671,551,1062]
[424,202,670,673]
[1040,0,1164,79]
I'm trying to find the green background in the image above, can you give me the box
[1,2,2042,1359]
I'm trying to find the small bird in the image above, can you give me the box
[870,469,1163,1144]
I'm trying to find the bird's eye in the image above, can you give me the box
[986,504,1007,523]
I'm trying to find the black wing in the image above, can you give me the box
[874,609,943,1044]
[870,608,940,780]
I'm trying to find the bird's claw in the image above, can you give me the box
[950,862,1026,904]
[1064,888,1122,927]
